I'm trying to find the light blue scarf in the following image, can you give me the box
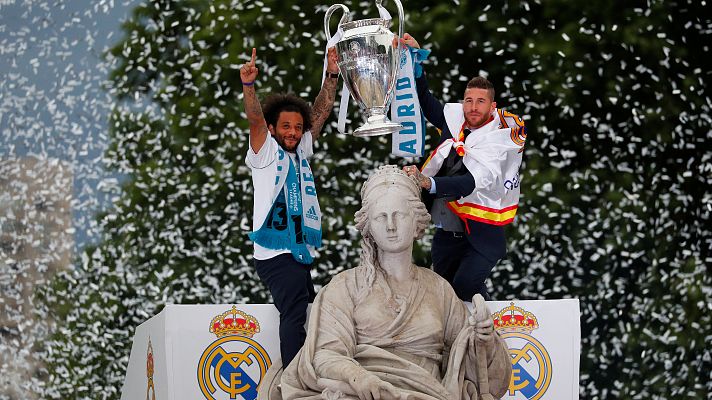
[249,149,322,264]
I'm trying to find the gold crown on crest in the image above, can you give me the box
[493,303,539,333]
[210,306,260,338]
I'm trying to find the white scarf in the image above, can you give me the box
[390,48,426,157]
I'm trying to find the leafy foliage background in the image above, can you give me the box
[29,0,712,399]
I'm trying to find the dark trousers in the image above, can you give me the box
[431,229,499,301]
[254,254,316,368]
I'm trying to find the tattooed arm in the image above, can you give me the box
[241,48,269,153]
[310,46,339,142]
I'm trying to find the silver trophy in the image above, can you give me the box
[325,0,404,136]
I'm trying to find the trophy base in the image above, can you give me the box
[353,117,403,137]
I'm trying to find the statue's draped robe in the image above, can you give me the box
[279,266,511,399]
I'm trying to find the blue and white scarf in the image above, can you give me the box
[390,47,427,157]
[249,148,322,264]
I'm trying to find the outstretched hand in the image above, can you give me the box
[240,48,259,84]
[399,33,420,49]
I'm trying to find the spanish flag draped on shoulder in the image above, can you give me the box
[421,104,527,226]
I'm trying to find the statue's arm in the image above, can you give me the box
[463,297,513,399]
[484,333,513,398]
[312,276,363,380]
[442,286,511,398]
[314,348,398,399]
[311,276,399,398]
[313,332,364,380]
[313,349,368,382]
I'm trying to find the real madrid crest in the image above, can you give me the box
[197,306,272,400]
[494,303,552,400]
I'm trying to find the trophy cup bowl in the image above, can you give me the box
[325,0,405,137]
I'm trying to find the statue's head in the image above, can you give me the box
[354,166,431,287]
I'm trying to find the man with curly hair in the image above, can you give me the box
[240,47,340,368]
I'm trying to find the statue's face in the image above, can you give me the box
[367,189,416,253]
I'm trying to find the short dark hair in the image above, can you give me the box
[466,76,495,101]
[262,93,312,132]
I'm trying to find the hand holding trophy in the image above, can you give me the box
[324,0,405,136]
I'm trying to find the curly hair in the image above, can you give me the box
[262,93,312,132]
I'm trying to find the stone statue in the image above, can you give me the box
[260,165,512,400]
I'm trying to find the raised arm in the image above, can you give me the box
[240,48,269,153]
[415,73,447,130]
[400,33,446,130]
[310,47,340,141]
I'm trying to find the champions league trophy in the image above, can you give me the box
[324,0,405,136]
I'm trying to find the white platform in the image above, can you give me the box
[121,300,580,400]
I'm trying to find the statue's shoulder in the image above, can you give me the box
[323,267,358,290]
[328,266,359,281]
[418,265,449,285]
[317,267,364,307]
[417,266,461,300]
[329,265,368,294]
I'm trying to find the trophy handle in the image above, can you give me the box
[375,0,404,37]
[393,0,405,41]
[376,0,404,54]
[324,4,351,41]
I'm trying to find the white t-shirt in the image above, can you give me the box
[245,131,317,261]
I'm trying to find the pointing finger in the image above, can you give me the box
[250,47,256,65]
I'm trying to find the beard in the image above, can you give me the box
[275,135,300,152]
[466,112,491,128]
